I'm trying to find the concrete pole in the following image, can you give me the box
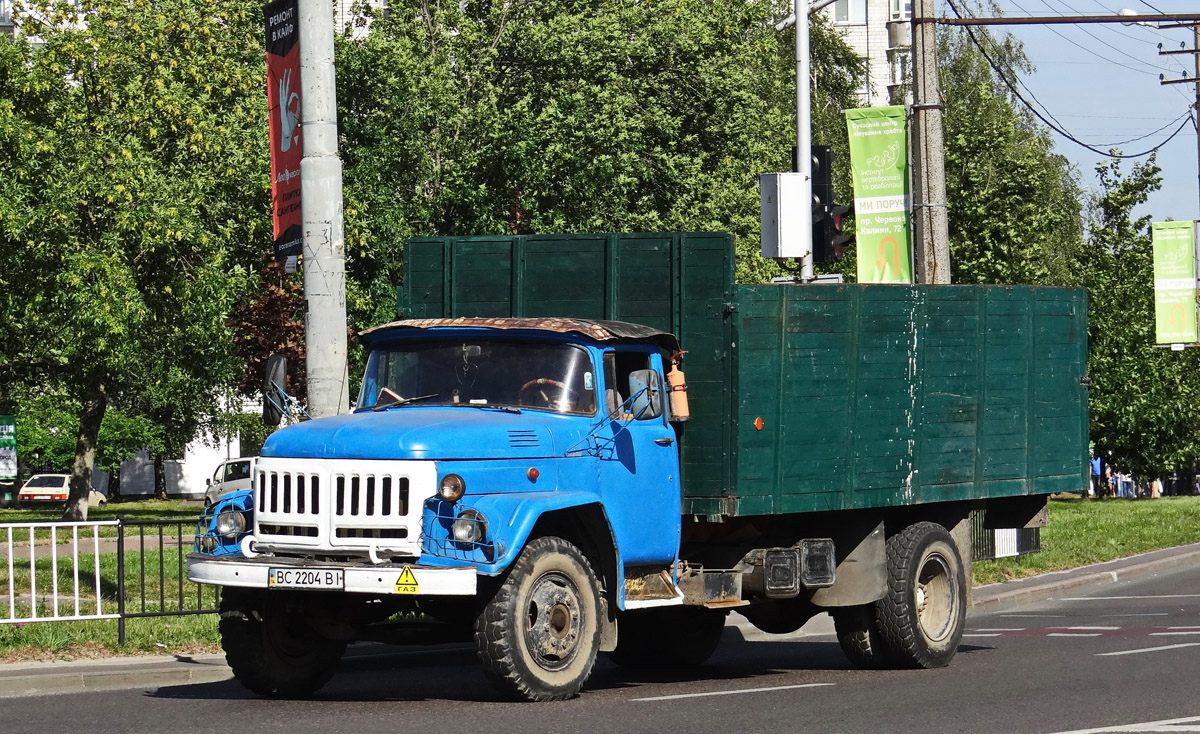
[298,0,349,417]
[796,0,815,279]
[910,0,951,284]
[1194,22,1199,218]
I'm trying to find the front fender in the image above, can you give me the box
[421,490,612,575]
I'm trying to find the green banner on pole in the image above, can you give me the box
[846,106,912,284]
[1152,220,1198,345]
[0,415,15,481]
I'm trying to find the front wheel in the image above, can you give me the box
[474,536,602,701]
[219,590,347,698]
[874,521,967,669]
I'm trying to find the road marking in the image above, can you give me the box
[1097,642,1200,657]
[1054,626,1120,631]
[963,633,1002,638]
[1151,631,1200,636]
[1102,613,1168,617]
[1049,633,1102,637]
[1044,714,1200,733]
[1061,594,1200,601]
[974,627,1026,632]
[1168,626,1200,630]
[632,683,834,702]
[1000,613,1066,618]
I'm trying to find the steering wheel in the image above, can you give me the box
[517,378,578,410]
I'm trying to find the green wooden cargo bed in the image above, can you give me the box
[398,233,1088,519]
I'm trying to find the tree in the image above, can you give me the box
[938,23,1084,286]
[0,0,270,518]
[335,0,865,321]
[1080,156,1200,477]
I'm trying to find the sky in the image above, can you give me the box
[950,0,1199,225]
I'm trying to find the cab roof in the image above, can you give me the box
[359,317,680,352]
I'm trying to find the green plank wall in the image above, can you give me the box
[727,283,1088,516]
[398,234,1089,519]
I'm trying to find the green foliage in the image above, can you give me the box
[938,25,1084,286]
[336,0,865,324]
[0,0,272,511]
[1080,157,1200,476]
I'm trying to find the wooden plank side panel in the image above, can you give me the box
[521,236,609,318]
[917,288,980,492]
[401,238,449,318]
[450,239,514,317]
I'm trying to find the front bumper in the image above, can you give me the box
[187,553,477,596]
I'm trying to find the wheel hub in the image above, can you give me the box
[915,553,956,643]
[524,571,582,670]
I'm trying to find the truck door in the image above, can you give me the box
[598,349,681,565]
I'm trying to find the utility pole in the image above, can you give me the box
[298,0,349,418]
[910,0,950,284]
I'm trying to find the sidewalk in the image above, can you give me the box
[2,541,1199,698]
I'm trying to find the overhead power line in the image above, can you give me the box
[945,0,1195,159]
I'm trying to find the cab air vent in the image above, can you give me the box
[508,430,541,448]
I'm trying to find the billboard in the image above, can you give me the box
[1151,220,1198,345]
[0,415,15,481]
[265,0,303,260]
[846,106,912,284]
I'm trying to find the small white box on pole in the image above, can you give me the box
[760,172,809,259]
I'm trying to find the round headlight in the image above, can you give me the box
[215,509,246,538]
[451,509,487,544]
[439,473,466,502]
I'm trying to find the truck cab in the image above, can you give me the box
[189,318,690,700]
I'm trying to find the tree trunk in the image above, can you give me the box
[62,381,107,521]
[154,455,167,500]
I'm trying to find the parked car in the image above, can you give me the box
[17,473,107,507]
[205,457,256,507]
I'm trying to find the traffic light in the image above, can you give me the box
[812,204,852,264]
[791,145,835,208]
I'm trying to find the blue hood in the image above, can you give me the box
[262,407,587,460]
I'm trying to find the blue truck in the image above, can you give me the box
[188,233,1088,701]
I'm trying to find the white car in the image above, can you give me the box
[205,457,256,506]
[18,473,107,506]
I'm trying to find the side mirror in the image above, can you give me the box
[263,354,287,427]
[628,369,663,420]
[206,478,212,486]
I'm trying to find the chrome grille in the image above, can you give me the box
[253,458,436,557]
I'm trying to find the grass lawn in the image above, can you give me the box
[972,495,1200,585]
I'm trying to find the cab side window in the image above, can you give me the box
[604,350,652,415]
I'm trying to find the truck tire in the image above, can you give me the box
[832,605,893,669]
[219,590,347,698]
[874,521,966,669]
[609,607,727,667]
[474,536,601,701]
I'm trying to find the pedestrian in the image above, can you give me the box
[1090,455,1101,498]
[1150,478,1162,499]
[1104,466,1115,498]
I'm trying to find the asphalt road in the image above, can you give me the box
[6,563,1200,734]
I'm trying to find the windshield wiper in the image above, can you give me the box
[372,393,439,411]
[471,404,522,414]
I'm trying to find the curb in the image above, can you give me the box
[0,654,233,698]
[970,541,1200,612]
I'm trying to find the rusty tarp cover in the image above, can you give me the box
[359,317,679,351]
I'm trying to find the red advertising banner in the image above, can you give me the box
[265,0,302,259]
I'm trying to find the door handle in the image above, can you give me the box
[654,437,675,446]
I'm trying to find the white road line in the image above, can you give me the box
[1001,613,1067,618]
[974,627,1026,632]
[1168,626,1200,630]
[632,682,834,702]
[1151,631,1200,636]
[1097,642,1200,657]
[963,633,1002,637]
[1102,613,1168,617]
[1049,633,1102,637]
[1057,626,1120,631]
[1060,594,1200,601]
[1044,715,1200,733]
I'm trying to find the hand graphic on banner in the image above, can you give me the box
[279,69,300,153]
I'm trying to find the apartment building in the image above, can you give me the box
[822,0,913,106]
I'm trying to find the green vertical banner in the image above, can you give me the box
[1152,220,1198,345]
[846,106,912,283]
[0,415,15,481]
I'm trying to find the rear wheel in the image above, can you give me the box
[874,522,966,669]
[474,536,601,701]
[219,590,347,698]
[832,605,893,669]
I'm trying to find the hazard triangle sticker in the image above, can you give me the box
[394,566,419,595]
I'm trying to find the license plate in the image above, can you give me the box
[268,568,345,590]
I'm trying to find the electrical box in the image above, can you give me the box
[760,172,809,259]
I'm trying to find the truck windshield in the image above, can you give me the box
[356,339,598,415]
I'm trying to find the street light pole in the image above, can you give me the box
[796,0,814,280]
[298,0,349,418]
[911,0,950,284]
